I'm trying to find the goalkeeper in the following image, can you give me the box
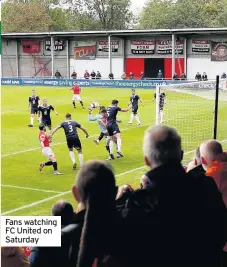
[153,92,166,123]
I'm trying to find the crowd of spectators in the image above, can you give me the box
[2,125,227,267]
[59,69,227,81]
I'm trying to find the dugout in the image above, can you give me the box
[1,28,227,80]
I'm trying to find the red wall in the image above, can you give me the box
[164,58,185,79]
[125,58,144,79]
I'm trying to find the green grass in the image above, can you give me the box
[1,86,227,216]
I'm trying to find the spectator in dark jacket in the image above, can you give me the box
[90,71,96,79]
[129,72,134,80]
[96,71,102,79]
[55,70,62,79]
[71,71,77,79]
[157,69,163,79]
[140,72,145,80]
[84,70,89,79]
[109,73,114,79]
[202,72,208,81]
[115,125,227,267]
[29,201,75,267]
[195,72,202,81]
[181,72,187,80]
[221,72,226,79]
[172,72,179,80]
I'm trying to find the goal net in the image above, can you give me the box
[156,79,227,163]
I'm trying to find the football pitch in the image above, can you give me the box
[1,86,227,216]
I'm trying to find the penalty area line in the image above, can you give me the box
[1,184,63,194]
[1,166,146,215]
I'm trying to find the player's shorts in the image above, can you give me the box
[66,137,82,150]
[107,122,120,137]
[42,119,52,127]
[132,106,138,115]
[42,147,54,159]
[31,107,38,114]
[72,94,81,101]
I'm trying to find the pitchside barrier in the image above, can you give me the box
[2,78,227,89]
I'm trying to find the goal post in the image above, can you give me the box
[155,77,227,162]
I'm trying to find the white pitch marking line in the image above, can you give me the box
[1,184,63,194]
[1,123,152,158]
[1,166,147,215]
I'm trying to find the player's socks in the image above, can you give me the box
[109,140,114,154]
[30,117,34,126]
[53,162,58,171]
[128,113,134,124]
[73,101,76,108]
[106,146,110,153]
[160,111,164,123]
[80,101,84,108]
[117,138,122,152]
[98,132,105,141]
[135,115,141,125]
[45,161,53,166]
[69,151,76,164]
[78,153,83,166]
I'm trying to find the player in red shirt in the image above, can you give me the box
[70,82,84,109]
[39,124,62,175]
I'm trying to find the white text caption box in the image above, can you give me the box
[1,216,61,247]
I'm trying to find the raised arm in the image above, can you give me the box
[50,125,61,136]
[79,126,89,138]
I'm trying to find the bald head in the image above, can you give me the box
[143,125,182,169]
[200,140,223,170]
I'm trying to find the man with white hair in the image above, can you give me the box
[200,139,227,266]
[116,125,227,267]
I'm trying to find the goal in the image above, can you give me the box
[156,78,227,162]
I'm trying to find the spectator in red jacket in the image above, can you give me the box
[84,70,89,79]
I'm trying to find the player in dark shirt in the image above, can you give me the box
[28,90,40,127]
[51,113,89,170]
[106,100,131,159]
[38,99,58,133]
[153,92,166,123]
[128,89,144,125]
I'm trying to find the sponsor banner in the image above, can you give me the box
[211,42,227,61]
[21,41,40,54]
[45,40,65,51]
[74,41,96,60]
[2,78,195,89]
[192,40,210,53]
[98,41,119,52]
[157,40,184,54]
[131,40,155,54]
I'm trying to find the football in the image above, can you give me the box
[90,101,100,109]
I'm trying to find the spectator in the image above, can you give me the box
[172,72,179,80]
[157,69,163,79]
[181,72,187,80]
[109,72,114,79]
[1,247,30,267]
[202,72,208,81]
[221,72,227,79]
[200,140,227,267]
[96,71,102,79]
[73,160,119,267]
[140,71,145,80]
[187,147,206,177]
[55,70,62,79]
[71,70,77,79]
[115,125,227,267]
[84,70,89,79]
[195,72,202,81]
[129,72,134,80]
[121,72,127,80]
[90,70,96,79]
[29,201,75,267]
